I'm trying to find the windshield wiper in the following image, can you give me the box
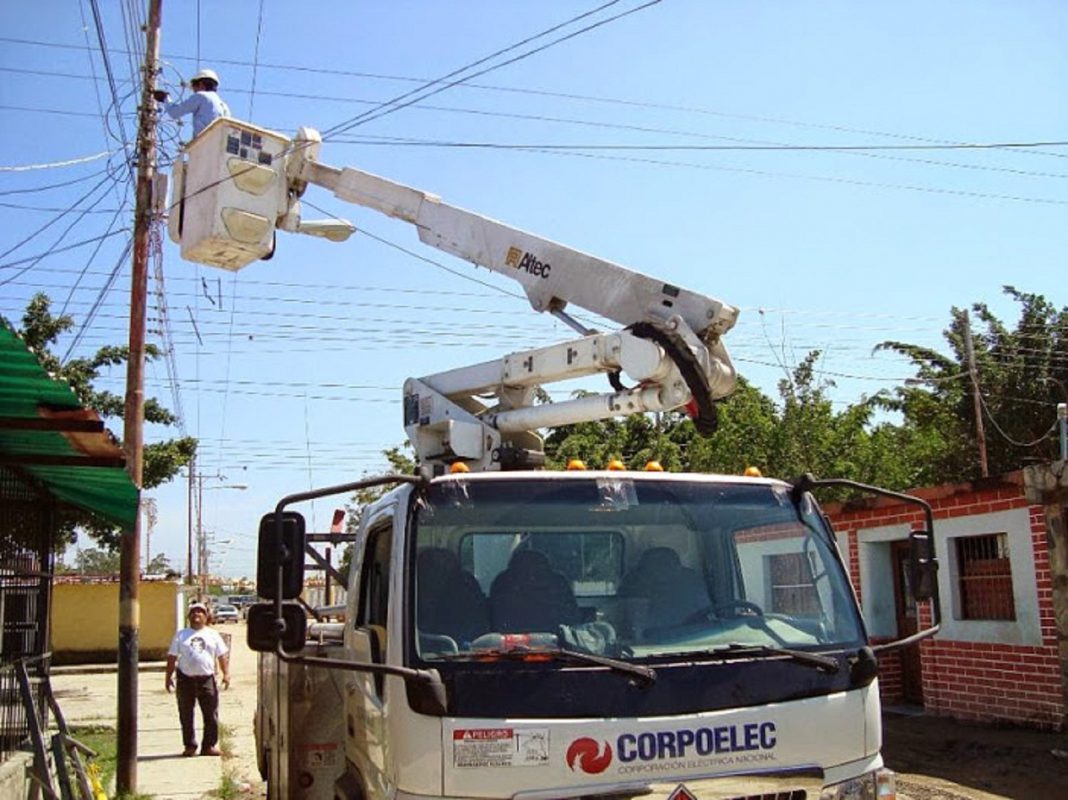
[690,643,840,674]
[436,648,656,685]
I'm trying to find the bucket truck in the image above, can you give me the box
[168,118,940,800]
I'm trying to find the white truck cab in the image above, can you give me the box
[254,468,932,800]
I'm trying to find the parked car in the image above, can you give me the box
[213,604,240,624]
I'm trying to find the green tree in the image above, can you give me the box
[682,378,779,475]
[74,547,121,575]
[875,286,1068,481]
[338,445,417,577]
[547,354,920,491]
[545,405,685,471]
[12,293,197,550]
[146,552,175,575]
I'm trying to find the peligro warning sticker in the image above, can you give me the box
[453,727,550,768]
[296,741,340,769]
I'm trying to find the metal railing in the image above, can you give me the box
[0,652,49,763]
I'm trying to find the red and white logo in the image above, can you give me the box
[566,738,612,774]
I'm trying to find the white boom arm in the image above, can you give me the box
[168,120,740,471]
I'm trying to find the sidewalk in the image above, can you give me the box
[51,662,225,798]
[49,621,264,799]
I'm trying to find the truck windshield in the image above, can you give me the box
[411,477,865,663]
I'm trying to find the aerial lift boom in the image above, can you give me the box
[169,119,739,470]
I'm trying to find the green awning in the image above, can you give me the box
[0,322,137,530]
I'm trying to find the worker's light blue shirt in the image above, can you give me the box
[163,91,231,138]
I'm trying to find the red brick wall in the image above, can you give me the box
[872,639,903,705]
[920,641,1062,728]
[826,474,1064,730]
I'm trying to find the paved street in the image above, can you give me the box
[50,619,264,798]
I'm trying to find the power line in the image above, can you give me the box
[322,0,668,137]
[0,229,130,279]
[463,144,1068,207]
[320,0,629,139]
[0,168,113,196]
[0,150,117,172]
[88,0,132,159]
[0,201,125,214]
[330,138,1068,154]
[4,34,1064,163]
[977,390,1060,449]
[62,235,134,359]
[0,171,119,261]
[0,104,121,119]
[9,61,1067,181]
[59,180,133,316]
[247,0,266,121]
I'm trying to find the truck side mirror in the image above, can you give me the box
[908,529,938,601]
[246,602,307,652]
[256,512,306,600]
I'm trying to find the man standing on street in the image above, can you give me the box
[166,602,231,756]
[153,68,231,139]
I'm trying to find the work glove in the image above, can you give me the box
[152,90,168,103]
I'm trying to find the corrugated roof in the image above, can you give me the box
[0,322,137,530]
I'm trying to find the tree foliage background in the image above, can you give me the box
[9,293,197,551]
[874,286,1068,483]
[355,288,1066,511]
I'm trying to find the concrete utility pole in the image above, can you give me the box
[118,0,162,792]
[962,311,990,478]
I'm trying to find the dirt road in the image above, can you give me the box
[883,711,1068,800]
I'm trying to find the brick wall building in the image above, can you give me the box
[824,469,1065,730]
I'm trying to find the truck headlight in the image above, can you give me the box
[820,768,895,800]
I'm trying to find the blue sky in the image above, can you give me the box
[1,1,1065,578]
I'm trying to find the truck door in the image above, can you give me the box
[346,511,396,800]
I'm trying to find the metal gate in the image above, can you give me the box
[0,466,55,760]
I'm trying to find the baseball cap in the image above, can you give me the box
[188,602,209,615]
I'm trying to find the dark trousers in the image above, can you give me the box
[176,671,219,749]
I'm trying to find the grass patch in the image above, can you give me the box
[213,769,241,800]
[211,722,244,798]
[70,725,118,796]
[218,722,235,759]
[66,727,154,799]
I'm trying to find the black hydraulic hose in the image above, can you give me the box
[628,321,719,435]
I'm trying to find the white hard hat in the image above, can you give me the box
[191,68,220,86]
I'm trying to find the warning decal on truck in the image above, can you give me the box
[453,727,550,768]
[296,741,340,769]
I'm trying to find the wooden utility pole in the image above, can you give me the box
[963,310,989,478]
[187,457,195,583]
[118,0,162,792]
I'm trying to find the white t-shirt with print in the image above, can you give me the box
[168,626,229,677]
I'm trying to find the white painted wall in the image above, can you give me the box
[852,507,1041,646]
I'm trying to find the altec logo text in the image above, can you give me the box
[505,246,551,278]
[567,723,777,773]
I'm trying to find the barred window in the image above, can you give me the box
[956,533,1015,621]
